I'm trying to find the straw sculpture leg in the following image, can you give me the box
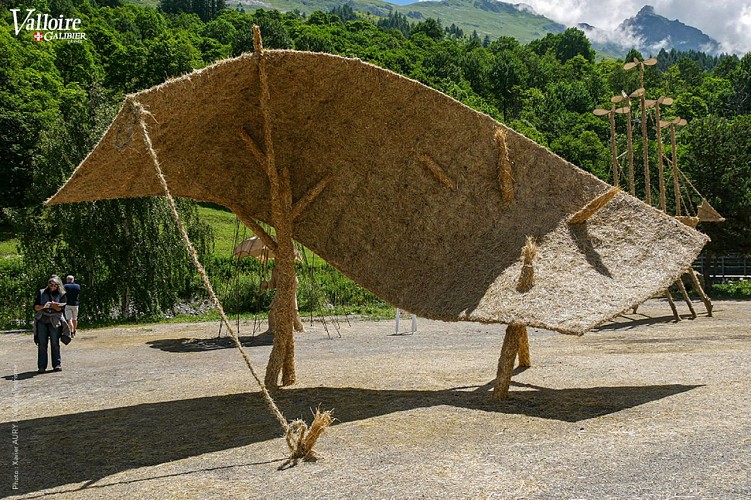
[263,291,304,335]
[665,289,680,321]
[675,277,697,319]
[514,237,535,369]
[493,323,526,400]
[517,326,531,368]
[246,26,298,389]
[686,270,713,317]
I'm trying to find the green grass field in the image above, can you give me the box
[197,204,241,257]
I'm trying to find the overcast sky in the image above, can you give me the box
[518,1,751,54]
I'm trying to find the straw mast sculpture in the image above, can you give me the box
[48,30,709,400]
[594,56,723,321]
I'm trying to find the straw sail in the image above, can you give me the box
[47,51,708,335]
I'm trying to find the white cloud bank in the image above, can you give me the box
[518,0,751,55]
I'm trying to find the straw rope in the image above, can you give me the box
[494,128,514,203]
[291,173,336,221]
[419,154,457,190]
[568,187,620,224]
[132,99,331,466]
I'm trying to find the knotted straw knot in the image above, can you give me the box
[285,419,309,456]
[279,409,334,470]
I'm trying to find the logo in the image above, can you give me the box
[10,8,87,42]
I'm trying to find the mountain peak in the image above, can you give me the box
[637,5,656,16]
[619,5,720,54]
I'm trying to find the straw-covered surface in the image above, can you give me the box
[48,51,708,335]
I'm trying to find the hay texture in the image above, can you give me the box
[47,51,708,335]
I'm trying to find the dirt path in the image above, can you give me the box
[2,299,750,498]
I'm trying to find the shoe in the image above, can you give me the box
[53,367,62,372]
[37,369,45,374]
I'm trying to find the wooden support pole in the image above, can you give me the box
[655,102,667,212]
[687,269,713,317]
[640,93,651,205]
[609,107,619,188]
[675,276,697,319]
[493,323,525,400]
[670,124,681,216]
[665,288,680,322]
[626,107,635,195]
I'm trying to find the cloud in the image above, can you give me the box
[518,0,751,55]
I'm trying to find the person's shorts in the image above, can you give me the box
[65,305,79,321]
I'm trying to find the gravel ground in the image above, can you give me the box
[1,299,750,499]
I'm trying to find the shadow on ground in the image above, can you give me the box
[146,334,275,352]
[595,314,697,331]
[1,383,698,496]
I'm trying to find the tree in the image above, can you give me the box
[681,115,751,274]
[159,0,227,22]
[377,11,410,36]
[0,27,62,216]
[410,18,443,42]
[17,87,213,321]
[731,52,751,114]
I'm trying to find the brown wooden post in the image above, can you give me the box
[654,100,667,212]
[609,105,619,188]
[670,123,681,216]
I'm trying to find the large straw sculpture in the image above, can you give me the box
[48,39,709,399]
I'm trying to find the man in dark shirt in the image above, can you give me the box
[64,275,81,334]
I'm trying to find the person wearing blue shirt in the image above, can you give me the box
[64,275,81,335]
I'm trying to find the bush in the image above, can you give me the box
[0,257,33,329]
[710,279,751,299]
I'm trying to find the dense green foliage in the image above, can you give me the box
[2,0,751,327]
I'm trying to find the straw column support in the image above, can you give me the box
[250,25,300,388]
[493,237,536,400]
[131,99,332,466]
[515,237,535,368]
